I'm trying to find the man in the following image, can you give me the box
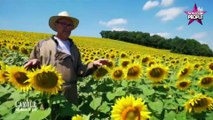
[24,11,109,105]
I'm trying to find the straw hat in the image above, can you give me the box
[49,11,79,31]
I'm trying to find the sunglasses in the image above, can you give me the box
[56,21,74,28]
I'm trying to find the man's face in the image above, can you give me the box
[55,18,74,39]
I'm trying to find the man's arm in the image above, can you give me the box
[24,41,41,69]
[76,50,109,77]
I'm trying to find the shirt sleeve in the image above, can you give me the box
[29,41,41,60]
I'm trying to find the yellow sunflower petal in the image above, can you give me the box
[72,114,83,120]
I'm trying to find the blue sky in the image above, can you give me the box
[1,0,213,50]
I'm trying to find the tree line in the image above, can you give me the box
[100,31,213,57]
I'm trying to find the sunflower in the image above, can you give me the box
[176,79,191,90]
[2,53,9,58]
[194,63,201,70]
[72,114,83,120]
[126,64,142,80]
[83,58,92,64]
[170,60,176,64]
[7,66,31,92]
[0,61,6,70]
[0,70,8,84]
[184,94,213,113]
[109,48,115,52]
[146,64,168,83]
[111,95,151,120]
[134,54,141,59]
[81,53,85,59]
[119,59,132,69]
[177,64,193,80]
[111,67,125,81]
[12,45,19,51]
[183,57,188,62]
[0,62,7,84]
[198,76,213,89]
[93,66,109,80]
[19,46,29,55]
[141,56,152,64]
[106,60,115,69]
[148,60,156,67]
[105,53,110,59]
[28,65,64,95]
[207,62,213,72]
[120,52,128,59]
[89,55,94,61]
[110,53,116,60]
[188,89,195,95]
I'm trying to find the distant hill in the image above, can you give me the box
[100,30,213,57]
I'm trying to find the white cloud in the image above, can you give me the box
[198,40,207,44]
[177,25,184,31]
[191,32,208,40]
[99,18,127,27]
[156,7,184,22]
[209,42,213,51]
[161,0,174,7]
[143,1,160,10]
[190,32,213,50]
[151,32,170,38]
[111,27,127,31]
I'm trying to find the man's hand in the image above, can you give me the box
[24,59,40,69]
[93,59,109,67]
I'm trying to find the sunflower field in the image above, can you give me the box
[0,30,213,120]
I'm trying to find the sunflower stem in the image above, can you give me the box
[48,95,53,120]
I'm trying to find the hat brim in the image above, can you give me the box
[49,16,79,32]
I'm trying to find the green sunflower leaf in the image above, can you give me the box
[98,101,110,113]
[89,97,102,110]
[164,110,176,120]
[141,86,155,96]
[29,108,51,120]
[148,100,164,114]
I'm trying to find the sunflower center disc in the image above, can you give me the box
[121,54,127,58]
[122,61,130,67]
[193,98,208,108]
[107,62,113,68]
[150,68,163,78]
[35,72,58,88]
[128,66,139,76]
[96,67,108,77]
[14,72,29,85]
[209,63,213,70]
[201,77,212,85]
[114,70,123,78]
[180,82,188,87]
[142,57,149,63]
[122,107,140,120]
